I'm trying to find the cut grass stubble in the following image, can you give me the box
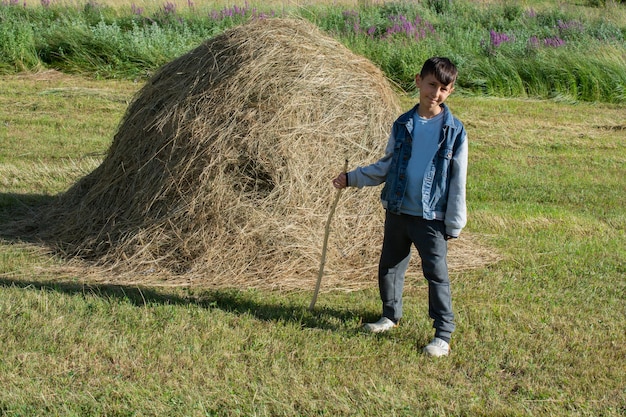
[0,70,625,415]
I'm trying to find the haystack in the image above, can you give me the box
[30,18,499,290]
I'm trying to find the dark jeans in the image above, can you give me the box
[378,211,455,341]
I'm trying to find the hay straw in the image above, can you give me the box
[21,18,501,291]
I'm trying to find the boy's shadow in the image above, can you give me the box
[0,192,368,331]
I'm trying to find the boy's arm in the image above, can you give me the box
[346,127,396,188]
[445,131,468,237]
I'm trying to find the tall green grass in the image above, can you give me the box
[0,0,625,102]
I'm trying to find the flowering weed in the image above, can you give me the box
[0,0,624,102]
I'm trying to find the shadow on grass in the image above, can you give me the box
[0,277,369,331]
[0,192,54,243]
[0,192,371,331]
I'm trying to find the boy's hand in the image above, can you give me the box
[332,172,347,189]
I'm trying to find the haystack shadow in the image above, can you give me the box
[0,277,367,331]
[2,193,364,330]
[0,192,56,244]
[0,191,372,328]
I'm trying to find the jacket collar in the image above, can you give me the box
[397,103,457,129]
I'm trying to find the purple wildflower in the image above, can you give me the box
[528,36,540,48]
[556,19,584,40]
[207,3,273,22]
[544,36,565,47]
[163,1,176,15]
[557,19,584,33]
[490,30,513,48]
[131,3,144,15]
[384,14,434,41]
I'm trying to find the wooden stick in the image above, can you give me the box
[309,159,349,311]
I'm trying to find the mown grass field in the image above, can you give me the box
[0,71,624,416]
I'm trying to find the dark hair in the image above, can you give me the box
[420,57,458,85]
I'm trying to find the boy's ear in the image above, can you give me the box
[415,74,421,85]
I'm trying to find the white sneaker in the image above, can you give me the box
[423,337,450,357]
[362,317,397,333]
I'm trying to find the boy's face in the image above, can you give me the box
[415,73,455,114]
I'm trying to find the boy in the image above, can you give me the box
[332,57,468,357]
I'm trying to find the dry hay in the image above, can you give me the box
[27,18,500,291]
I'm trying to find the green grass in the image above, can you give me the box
[0,70,625,415]
[1,0,625,102]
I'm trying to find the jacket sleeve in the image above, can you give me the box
[346,126,396,189]
[444,130,468,237]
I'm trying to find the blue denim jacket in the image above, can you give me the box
[347,103,468,237]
